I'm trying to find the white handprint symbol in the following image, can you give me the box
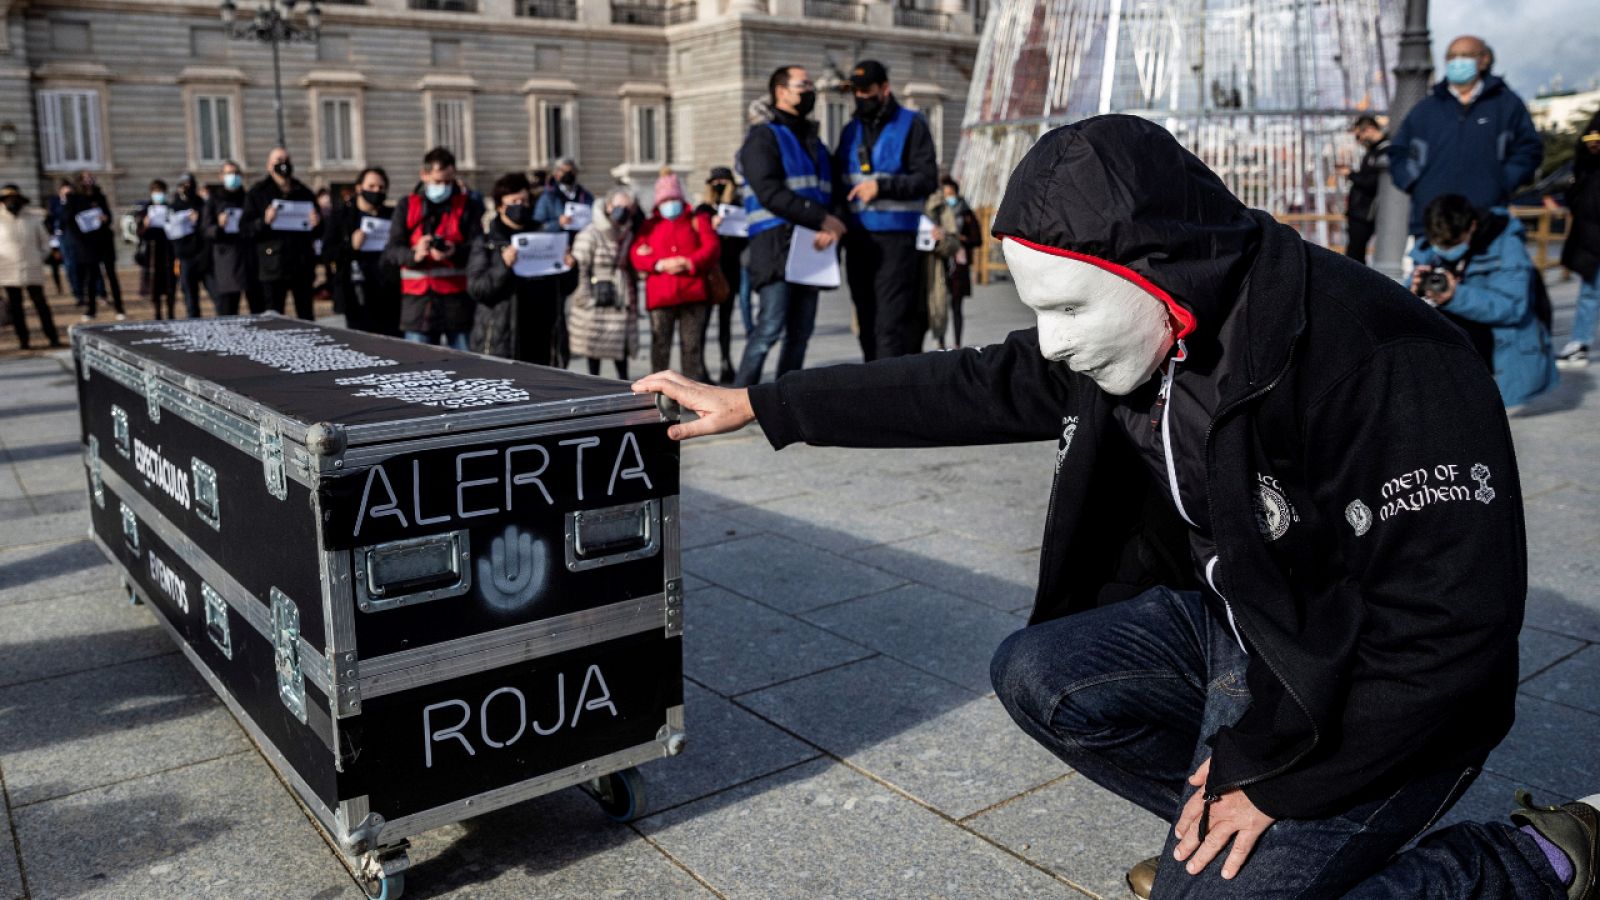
[477,524,549,615]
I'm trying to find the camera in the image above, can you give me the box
[1422,269,1453,297]
[428,231,454,253]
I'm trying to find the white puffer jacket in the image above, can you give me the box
[0,206,49,287]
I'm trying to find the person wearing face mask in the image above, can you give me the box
[568,189,641,379]
[632,171,720,384]
[167,173,209,318]
[634,114,1600,900]
[732,65,845,387]
[381,146,484,350]
[1335,115,1389,263]
[922,176,982,350]
[242,147,321,319]
[46,180,85,307]
[534,158,594,367]
[467,172,567,362]
[1389,35,1542,237]
[322,167,397,335]
[0,185,61,349]
[835,59,940,361]
[1409,194,1557,409]
[64,170,124,321]
[695,166,746,384]
[203,160,260,316]
[1552,112,1600,369]
[135,179,178,319]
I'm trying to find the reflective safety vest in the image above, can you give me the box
[400,191,468,296]
[744,122,832,237]
[837,105,924,233]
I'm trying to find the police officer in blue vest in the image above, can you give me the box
[732,65,849,386]
[837,59,939,360]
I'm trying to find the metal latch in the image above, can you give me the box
[191,457,220,530]
[87,435,105,508]
[203,582,232,660]
[142,367,162,423]
[565,499,662,572]
[260,419,287,501]
[111,405,131,459]
[665,577,683,637]
[271,588,306,723]
[355,530,473,613]
[119,501,139,554]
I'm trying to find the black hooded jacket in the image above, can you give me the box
[1560,110,1600,282]
[748,116,1524,819]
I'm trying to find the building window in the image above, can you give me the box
[410,0,477,10]
[320,97,358,166]
[824,97,849,146]
[195,94,234,165]
[37,89,102,170]
[633,104,662,165]
[541,101,569,162]
[429,96,472,163]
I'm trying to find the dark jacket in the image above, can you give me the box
[202,187,253,296]
[241,175,318,282]
[1390,75,1543,234]
[1559,110,1600,281]
[381,188,484,334]
[467,214,556,358]
[738,108,833,291]
[1345,136,1390,222]
[168,188,207,264]
[534,183,594,238]
[64,188,116,263]
[749,116,1524,820]
[322,198,398,332]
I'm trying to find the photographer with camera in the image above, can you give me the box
[383,146,483,349]
[1409,193,1558,409]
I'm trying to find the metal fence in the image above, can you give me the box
[409,0,477,10]
[804,0,867,22]
[517,0,578,17]
[893,4,949,28]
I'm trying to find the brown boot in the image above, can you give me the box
[1511,790,1599,900]
[1126,855,1159,899]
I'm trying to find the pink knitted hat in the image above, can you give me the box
[653,172,685,205]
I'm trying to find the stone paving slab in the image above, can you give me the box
[399,785,715,899]
[0,652,249,808]
[637,757,1069,899]
[0,541,120,608]
[0,785,22,900]
[800,582,1026,694]
[1520,625,1589,682]
[12,752,352,900]
[0,586,170,688]
[0,511,89,552]
[646,681,822,814]
[1483,693,1600,801]
[721,492,937,556]
[683,533,905,615]
[1522,643,1600,715]
[683,586,873,697]
[848,530,1041,614]
[966,773,1171,899]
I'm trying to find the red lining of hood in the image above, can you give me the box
[997,234,1197,340]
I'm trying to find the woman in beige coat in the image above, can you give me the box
[0,184,61,349]
[567,188,639,378]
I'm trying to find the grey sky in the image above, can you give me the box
[1431,0,1600,97]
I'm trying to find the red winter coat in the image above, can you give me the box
[630,211,720,310]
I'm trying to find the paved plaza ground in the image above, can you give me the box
[1,271,1597,899]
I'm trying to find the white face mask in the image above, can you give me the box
[1004,239,1176,395]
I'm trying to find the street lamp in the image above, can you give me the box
[219,0,322,150]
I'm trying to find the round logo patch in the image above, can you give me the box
[1253,484,1292,541]
[1345,499,1373,537]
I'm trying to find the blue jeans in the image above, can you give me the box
[1568,266,1600,348]
[404,329,470,351]
[737,266,754,335]
[734,280,818,386]
[990,587,1563,899]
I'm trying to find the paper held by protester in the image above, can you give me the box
[785,227,841,289]
[74,207,105,233]
[359,215,391,251]
[222,207,243,234]
[270,199,315,232]
[564,201,592,232]
[513,231,571,278]
[715,204,749,238]
[915,215,938,252]
[163,209,196,241]
[146,205,170,229]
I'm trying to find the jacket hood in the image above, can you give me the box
[991,115,1260,342]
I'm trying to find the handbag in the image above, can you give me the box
[704,265,731,305]
[589,267,621,309]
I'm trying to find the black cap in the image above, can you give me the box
[849,60,889,90]
[706,166,734,184]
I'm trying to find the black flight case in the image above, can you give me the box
[72,315,684,899]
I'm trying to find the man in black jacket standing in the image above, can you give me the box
[242,146,320,319]
[732,65,847,386]
[636,116,1598,899]
[836,60,939,360]
[1337,114,1388,262]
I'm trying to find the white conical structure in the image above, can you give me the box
[954,0,1403,247]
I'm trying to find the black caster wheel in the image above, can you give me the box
[362,871,404,900]
[585,767,646,822]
